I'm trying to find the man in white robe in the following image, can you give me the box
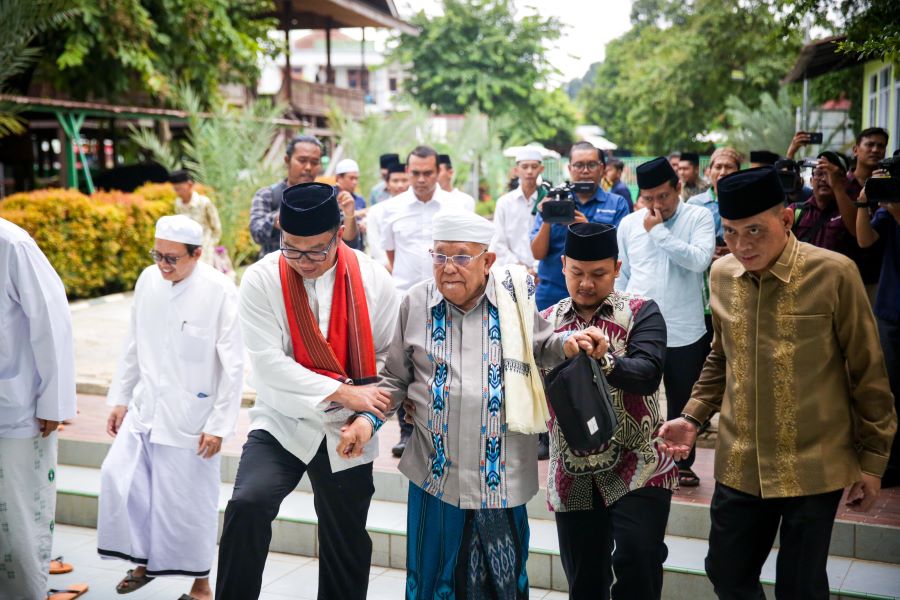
[215,182,399,600]
[0,218,78,600]
[97,215,243,600]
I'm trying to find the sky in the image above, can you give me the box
[391,0,635,83]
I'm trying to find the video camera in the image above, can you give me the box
[539,181,595,223]
[864,153,900,205]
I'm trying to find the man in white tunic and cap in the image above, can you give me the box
[353,210,606,599]
[0,218,80,600]
[215,182,399,600]
[490,147,544,271]
[97,215,243,600]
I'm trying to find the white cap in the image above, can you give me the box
[515,147,544,163]
[432,210,494,245]
[335,158,360,175]
[155,215,203,245]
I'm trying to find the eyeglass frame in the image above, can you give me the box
[280,230,340,263]
[569,161,602,172]
[149,249,191,266]
[429,248,488,268]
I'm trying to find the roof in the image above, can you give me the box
[0,94,304,126]
[783,35,861,83]
[263,0,418,36]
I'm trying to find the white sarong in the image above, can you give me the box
[97,412,220,577]
[0,434,57,600]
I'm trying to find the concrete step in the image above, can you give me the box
[55,464,900,598]
[57,437,900,567]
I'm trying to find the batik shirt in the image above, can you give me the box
[541,291,677,511]
[380,274,569,510]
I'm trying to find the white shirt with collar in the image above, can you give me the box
[238,249,400,471]
[0,218,76,438]
[107,262,244,449]
[615,202,715,347]
[490,185,538,269]
[380,186,471,291]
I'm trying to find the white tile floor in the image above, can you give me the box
[49,525,566,599]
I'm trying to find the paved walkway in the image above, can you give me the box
[50,524,565,599]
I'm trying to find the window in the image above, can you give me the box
[389,77,398,92]
[346,68,369,91]
[878,66,892,129]
[869,74,878,127]
[895,72,900,152]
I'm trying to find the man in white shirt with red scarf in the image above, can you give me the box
[215,182,399,600]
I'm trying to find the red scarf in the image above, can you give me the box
[279,242,377,384]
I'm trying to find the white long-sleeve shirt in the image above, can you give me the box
[0,218,76,438]
[490,186,538,268]
[380,187,472,291]
[238,249,399,471]
[615,203,715,347]
[364,194,403,269]
[107,262,243,449]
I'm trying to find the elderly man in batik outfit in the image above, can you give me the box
[357,210,605,599]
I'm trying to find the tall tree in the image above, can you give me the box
[390,0,575,148]
[777,0,900,62]
[578,0,802,154]
[30,0,275,104]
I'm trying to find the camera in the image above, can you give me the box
[864,155,900,204]
[539,181,595,223]
[798,158,819,169]
[774,159,802,195]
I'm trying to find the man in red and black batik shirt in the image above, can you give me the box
[541,222,675,600]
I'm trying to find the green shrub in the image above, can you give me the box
[0,188,170,298]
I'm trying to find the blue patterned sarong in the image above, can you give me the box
[406,482,529,600]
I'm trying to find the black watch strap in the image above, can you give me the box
[681,413,704,430]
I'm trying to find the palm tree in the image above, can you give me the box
[0,0,77,137]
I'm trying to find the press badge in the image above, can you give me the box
[586,417,599,435]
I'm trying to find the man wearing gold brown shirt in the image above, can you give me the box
[659,166,896,600]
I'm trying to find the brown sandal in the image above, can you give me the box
[116,569,155,594]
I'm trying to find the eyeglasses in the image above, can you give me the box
[149,249,190,266]
[280,231,339,263]
[429,249,486,267]
[570,161,601,172]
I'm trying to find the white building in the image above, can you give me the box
[259,29,407,114]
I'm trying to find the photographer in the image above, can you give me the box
[789,152,858,257]
[531,142,631,311]
[848,128,889,199]
[856,160,900,488]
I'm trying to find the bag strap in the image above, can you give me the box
[798,208,830,243]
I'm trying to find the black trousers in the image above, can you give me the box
[663,335,711,470]
[555,486,672,600]
[706,483,842,600]
[878,316,900,488]
[215,430,375,600]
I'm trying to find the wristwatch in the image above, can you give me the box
[680,413,704,431]
[598,352,615,375]
[854,201,870,208]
